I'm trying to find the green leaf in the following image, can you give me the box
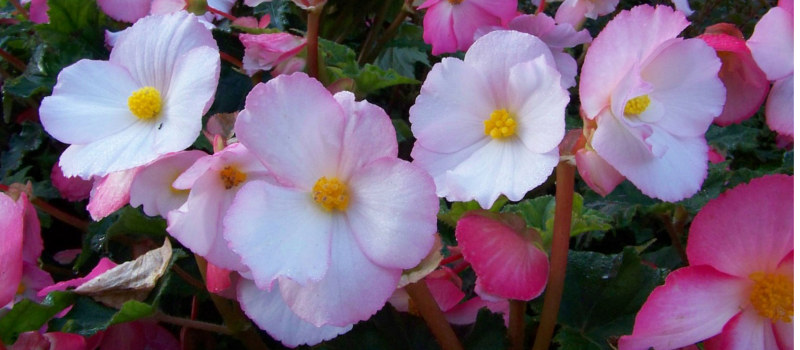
[374,23,430,78]
[0,122,43,178]
[392,118,413,144]
[74,213,121,270]
[106,206,168,240]
[49,298,154,336]
[463,309,507,350]
[504,193,612,247]
[320,39,418,97]
[437,197,508,228]
[555,248,668,349]
[0,291,76,344]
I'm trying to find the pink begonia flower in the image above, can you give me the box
[579,5,725,202]
[410,30,568,209]
[574,127,625,196]
[239,33,307,76]
[553,0,619,28]
[1,192,49,308]
[698,23,769,126]
[9,331,86,350]
[226,73,438,346]
[389,269,509,324]
[51,163,93,202]
[86,167,140,221]
[747,1,794,137]
[27,0,49,23]
[419,0,517,55]
[619,174,793,349]
[167,143,270,273]
[97,0,235,23]
[456,211,549,300]
[40,11,220,179]
[129,150,206,217]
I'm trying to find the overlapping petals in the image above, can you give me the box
[419,0,517,55]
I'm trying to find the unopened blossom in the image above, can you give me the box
[619,174,793,349]
[699,24,769,126]
[40,11,220,179]
[419,0,517,55]
[227,73,438,346]
[579,5,725,201]
[411,30,568,209]
[240,33,307,76]
[129,150,206,217]
[747,0,794,137]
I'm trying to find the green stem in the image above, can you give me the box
[531,161,575,350]
[405,281,464,350]
[154,312,232,335]
[509,299,525,350]
[306,5,324,80]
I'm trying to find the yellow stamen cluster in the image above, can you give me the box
[128,86,163,120]
[219,166,247,189]
[749,272,793,323]
[312,177,349,212]
[624,95,651,116]
[484,109,517,139]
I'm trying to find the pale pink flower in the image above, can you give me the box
[50,163,93,202]
[554,0,619,28]
[698,24,769,126]
[670,0,693,16]
[419,0,517,55]
[579,5,725,201]
[40,11,220,179]
[239,33,307,76]
[97,0,235,23]
[410,30,568,209]
[86,168,140,221]
[619,174,793,350]
[456,211,549,300]
[129,150,206,217]
[167,143,271,273]
[227,73,438,346]
[747,1,794,137]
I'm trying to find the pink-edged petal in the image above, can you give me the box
[575,146,624,196]
[508,13,592,49]
[704,308,781,350]
[346,158,438,269]
[238,278,352,347]
[687,174,793,277]
[445,297,509,325]
[766,74,794,136]
[554,0,590,27]
[456,212,549,300]
[747,6,794,81]
[97,0,151,22]
[279,217,401,327]
[411,140,486,194]
[592,110,708,202]
[422,2,458,55]
[772,317,793,350]
[333,91,399,178]
[468,0,517,23]
[507,57,568,153]
[20,196,42,264]
[40,60,139,145]
[87,168,140,220]
[580,5,689,119]
[0,193,24,307]
[50,163,93,202]
[425,271,466,312]
[450,1,502,52]
[110,11,218,92]
[150,0,186,14]
[38,258,117,297]
[641,38,725,138]
[42,332,87,350]
[19,262,54,302]
[224,181,332,289]
[409,57,494,153]
[234,73,344,189]
[618,265,748,350]
[129,150,206,217]
[552,51,579,88]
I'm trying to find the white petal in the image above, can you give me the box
[507,58,568,153]
[766,74,794,136]
[129,150,206,217]
[333,91,398,178]
[58,121,159,178]
[747,6,794,81]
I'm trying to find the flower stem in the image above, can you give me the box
[405,281,464,350]
[8,0,28,20]
[535,0,547,14]
[0,46,27,72]
[660,206,689,265]
[0,183,90,231]
[509,299,525,350]
[220,51,244,70]
[306,5,324,80]
[154,312,233,335]
[531,160,575,350]
[207,5,237,22]
[357,0,391,65]
[362,0,414,64]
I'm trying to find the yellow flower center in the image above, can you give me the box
[484,109,517,139]
[749,272,793,323]
[16,282,26,295]
[128,86,162,120]
[312,177,349,212]
[624,95,650,116]
[219,166,247,189]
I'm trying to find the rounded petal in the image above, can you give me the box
[747,6,794,81]
[40,60,139,145]
[618,266,748,350]
[422,1,458,55]
[97,0,151,22]
[279,217,401,327]
[59,122,155,179]
[50,163,92,202]
[237,279,352,347]
[234,73,344,189]
[507,57,568,153]
[687,174,793,277]
[766,74,794,136]
[445,297,509,325]
[554,0,590,27]
[704,309,782,350]
[333,91,399,178]
[575,146,624,197]
[456,212,549,300]
[450,1,508,52]
[224,181,332,289]
[346,158,438,269]
[508,13,592,49]
[87,168,140,220]
[129,150,206,217]
[0,193,24,306]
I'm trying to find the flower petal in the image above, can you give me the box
[87,168,140,220]
[766,74,794,137]
[238,279,351,347]
[346,158,438,269]
[747,6,794,81]
[333,91,398,178]
[129,150,206,217]
[422,2,458,55]
[704,308,781,350]
[687,174,794,277]
[97,0,151,22]
[0,193,24,306]
[507,57,568,153]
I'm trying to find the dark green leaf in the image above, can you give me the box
[463,309,507,350]
[504,193,612,247]
[49,298,154,336]
[106,206,168,240]
[0,122,43,178]
[0,291,76,344]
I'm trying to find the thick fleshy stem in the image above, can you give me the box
[220,52,244,70]
[509,300,525,350]
[207,5,237,22]
[0,47,27,72]
[535,0,547,14]
[194,256,270,350]
[306,5,324,80]
[531,160,575,350]
[660,206,689,265]
[8,0,28,19]
[155,312,233,335]
[405,281,464,350]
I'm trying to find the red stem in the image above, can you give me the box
[207,6,237,22]
[536,0,547,14]
[439,253,463,266]
[306,6,323,80]
[9,0,29,19]
[531,161,575,350]
[509,300,525,350]
[0,47,27,72]
[405,281,464,350]
[220,52,243,69]
[450,261,470,275]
